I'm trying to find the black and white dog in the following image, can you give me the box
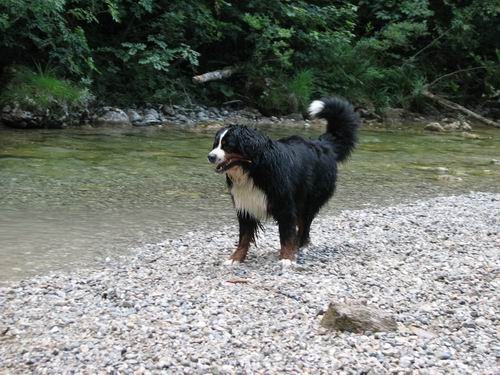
[208,97,360,266]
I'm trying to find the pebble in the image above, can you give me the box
[399,356,414,368]
[439,351,452,360]
[0,193,498,374]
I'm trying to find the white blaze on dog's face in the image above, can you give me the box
[208,129,228,165]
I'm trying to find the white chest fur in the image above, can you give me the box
[227,167,269,220]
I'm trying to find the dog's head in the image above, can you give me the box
[207,125,267,174]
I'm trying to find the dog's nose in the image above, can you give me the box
[207,153,217,163]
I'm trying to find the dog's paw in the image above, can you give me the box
[279,259,296,268]
[223,258,240,266]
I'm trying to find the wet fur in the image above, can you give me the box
[210,97,360,263]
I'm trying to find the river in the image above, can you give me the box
[0,125,498,284]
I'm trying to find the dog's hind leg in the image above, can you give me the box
[297,215,311,248]
[298,209,319,248]
[226,213,260,264]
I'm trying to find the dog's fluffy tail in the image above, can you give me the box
[308,96,360,163]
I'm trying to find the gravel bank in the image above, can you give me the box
[1,193,498,374]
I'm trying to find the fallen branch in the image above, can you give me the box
[222,99,243,106]
[421,90,500,128]
[426,65,499,88]
[193,66,237,84]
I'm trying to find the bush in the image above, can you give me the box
[256,70,315,115]
[0,1,498,113]
[0,65,93,114]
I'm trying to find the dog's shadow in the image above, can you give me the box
[222,242,343,274]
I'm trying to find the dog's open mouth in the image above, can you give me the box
[215,157,252,174]
[215,159,240,173]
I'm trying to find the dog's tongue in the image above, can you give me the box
[215,158,252,174]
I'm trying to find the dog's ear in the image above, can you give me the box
[238,127,267,159]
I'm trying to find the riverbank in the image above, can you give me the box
[1,192,498,373]
[0,101,482,133]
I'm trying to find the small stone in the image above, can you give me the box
[415,166,449,173]
[219,364,235,374]
[475,318,489,327]
[439,351,452,360]
[437,175,463,182]
[399,356,414,368]
[462,321,476,328]
[462,132,480,139]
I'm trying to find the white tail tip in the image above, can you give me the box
[308,100,324,118]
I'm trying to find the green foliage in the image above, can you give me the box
[0,0,498,112]
[254,69,314,115]
[0,66,93,112]
[289,70,315,113]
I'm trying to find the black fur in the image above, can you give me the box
[209,96,360,263]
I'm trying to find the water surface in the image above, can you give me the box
[1,125,498,284]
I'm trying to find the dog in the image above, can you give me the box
[208,97,360,266]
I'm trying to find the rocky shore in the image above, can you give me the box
[0,101,480,132]
[1,193,498,374]
[0,102,313,130]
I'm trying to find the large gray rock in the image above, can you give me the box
[95,107,130,126]
[140,108,162,125]
[160,105,175,116]
[1,107,41,128]
[125,109,143,124]
[424,122,445,132]
[320,302,398,332]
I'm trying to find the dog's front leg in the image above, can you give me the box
[226,213,260,264]
[277,214,298,265]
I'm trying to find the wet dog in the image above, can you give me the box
[208,97,360,266]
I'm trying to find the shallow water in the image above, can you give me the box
[1,125,499,284]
